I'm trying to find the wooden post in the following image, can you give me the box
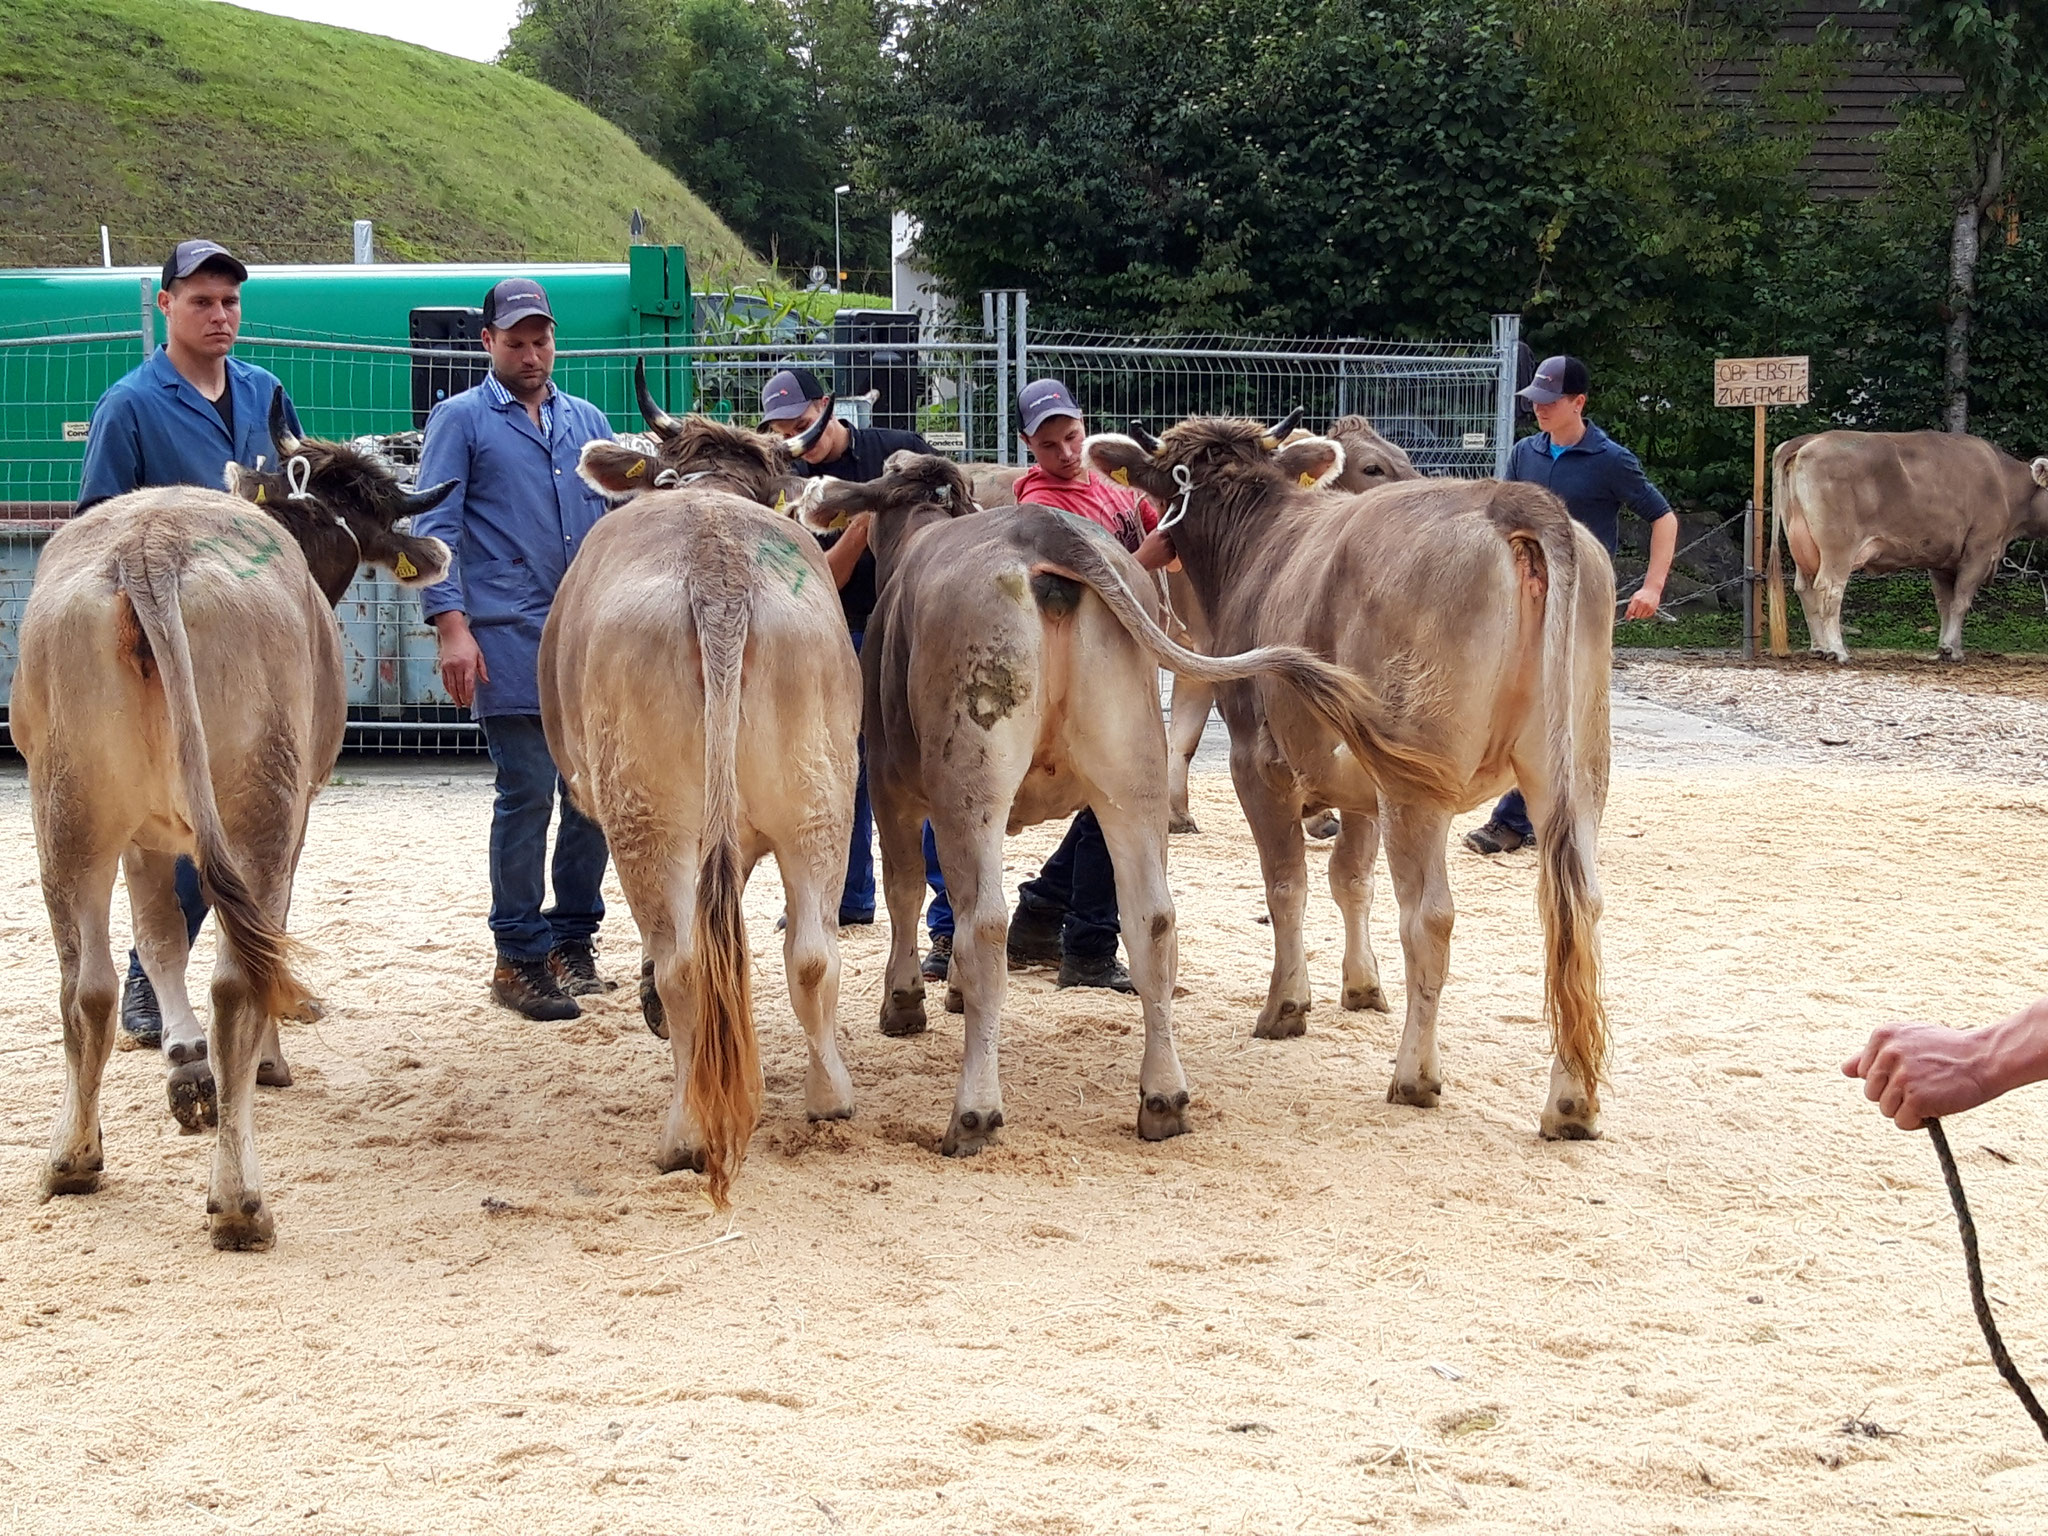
[1715,356,1806,659]
[1752,403,1766,655]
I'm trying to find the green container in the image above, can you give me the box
[0,246,694,512]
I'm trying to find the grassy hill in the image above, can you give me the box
[0,0,758,274]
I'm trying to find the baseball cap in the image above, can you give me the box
[1018,378,1083,436]
[1517,355,1590,405]
[760,367,827,424]
[481,277,555,330]
[161,239,248,288]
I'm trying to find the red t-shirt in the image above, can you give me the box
[1013,465,1159,553]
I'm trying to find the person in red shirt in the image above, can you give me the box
[997,380,1171,992]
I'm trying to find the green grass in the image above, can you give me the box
[1618,575,2048,653]
[0,0,757,270]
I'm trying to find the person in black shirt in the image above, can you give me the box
[760,368,935,924]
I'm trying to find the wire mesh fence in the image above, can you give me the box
[0,306,1519,749]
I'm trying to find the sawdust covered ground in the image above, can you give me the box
[5,665,2048,1533]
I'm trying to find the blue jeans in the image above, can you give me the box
[842,631,876,922]
[481,714,609,961]
[1018,810,1120,960]
[126,857,207,981]
[923,821,953,940]
[1491,788,1534,840]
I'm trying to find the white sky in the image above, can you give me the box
[209,0,524,63]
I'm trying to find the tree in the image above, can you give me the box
[500,0,676,148]
[1871,0,2048,431]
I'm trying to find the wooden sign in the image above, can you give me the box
[1715,356,1809,408]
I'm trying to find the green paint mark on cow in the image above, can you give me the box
[194,518,283,580]
[755,532,809,597]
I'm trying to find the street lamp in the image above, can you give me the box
[833,184,851,296]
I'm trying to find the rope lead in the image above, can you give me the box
[1927,1117,2048,1443]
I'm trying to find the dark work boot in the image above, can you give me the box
[492,956,582,1021]
[921,932,953,981]
[119,970,164,1050]
[1057,952,1136,994]
[548,939,615,997]
[1006,902,1065,968]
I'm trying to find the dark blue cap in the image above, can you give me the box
[482,277,554,330]
[161,239,247,287]
[1019,378,1082,435]
[760,367,827,423]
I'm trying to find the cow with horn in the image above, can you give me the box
[1087,410,1614,1140]
[537,361,855,1207]
[21,388,453,1248]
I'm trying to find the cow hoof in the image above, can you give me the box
[41,1143,104,1199]
[257,1055,292,1089]
[881,987,929,1037]
[945,984,963,1015]
[164,1032,208,1068]
[1137,1090,1191,1142]
[941,1107,1004,1157]
[1938,647,1962,664]
[805,1100,854,1124]
[207,1195,275,1252]
[654,1141,708,1175]
[1386,1075,1441,1109]
[1343,984,1389,1013]
[1168,812,1201,836]
[1253,999,1309,1040]
[1304,811,1341,840]
[167,1060,217,1134]
[639,959,668,1039]
[1541,1097,1602,1141]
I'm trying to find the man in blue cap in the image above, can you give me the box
[413,278,618,1020]
[1465,354,1677,855]
[760,366,935,927]
[76,238,305,1049]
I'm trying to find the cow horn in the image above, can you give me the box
[402,478,459,515]
[1128,421,1162,455]
[634,357,682,440]
[790,397,837,457]
[1264,406,1304,445]
[270,386,301,456]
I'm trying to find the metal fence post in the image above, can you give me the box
[138,276,155,361]
[353,220,374,264]
[1491,314,1519,479]
[993,291,1011,465]
[1014,291,1028,419]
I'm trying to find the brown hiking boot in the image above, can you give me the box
[493,956,581,1021]
[1462,820,1530,855]
[548,939,614,997]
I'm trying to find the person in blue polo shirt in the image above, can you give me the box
[1465,354,1678,855]
[412,278,617,1020]
[76,238,305,1050]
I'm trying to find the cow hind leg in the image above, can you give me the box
[40,846,121,1200]
[1329,804,1389,1013]
[1230,745,1311,1038]
[873,783,931,1037]
[777,835,853,1123]
[647,855,707,1175]
[1381,802,1455,1108]
[1091,796,1191,1142]
[1806,562,1853,663]
[124,846,214,1132]
[928,805,1012,1157]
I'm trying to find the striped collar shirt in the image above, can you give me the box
[483,371,556,438]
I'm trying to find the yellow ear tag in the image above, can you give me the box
[393,551,418,579]
[1110,466,1131,486]
[774,489,788,513]
[1298,471,1317,488]
[625,458,646,479]
[254,484,266,504]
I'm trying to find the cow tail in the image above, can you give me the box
[1025,525,1462,803]
[1767,442,1794,656]
[117,552,310,1023]
[684,581,760,1209]
[1520,518,1608,1106]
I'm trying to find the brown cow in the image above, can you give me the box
[1770,430,2048,661]
[19,391,452,1248]
[1166,414,1423,831]
[802,454,1435,1155]
[546,375,854,1205]
[1087,414,1613,1140]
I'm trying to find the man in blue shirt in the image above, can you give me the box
[76,239,305,1049]
[1465,354,1677,855]
[413,279,616,1020]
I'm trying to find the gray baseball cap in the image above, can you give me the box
[161,239,248,287]
[760,367,827,424]
[482,277,555,330]
[1517,355,1590,405]
[1019,378,1083,436]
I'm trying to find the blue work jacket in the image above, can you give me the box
[76,348,302,512]
[1506,420,1672,555]
[412,380,615,718]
